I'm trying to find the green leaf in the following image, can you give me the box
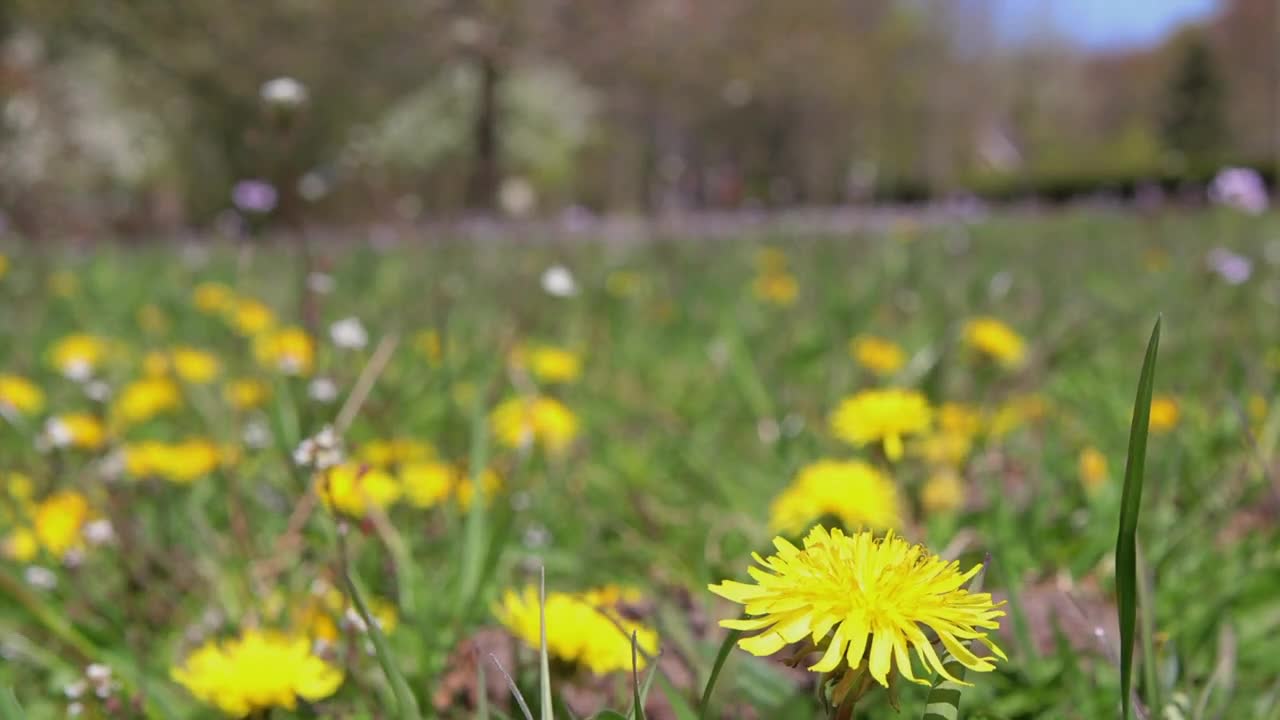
[922,557,989,720]
[628,631,648,720]
[455,387,495,617]
[490,654,534,720]
[697,629,742,720]
[0,688,24,720]
[343,571,424,720]
[1116,316,1161,720]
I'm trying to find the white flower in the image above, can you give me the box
[242,420,272,449]
[499,177,536,217]
[24,565,57,590]
[307,272,335,294]
[1210,167,1268,215]
[260,76,308,107]
[42,417,73,448]
[308,377,339,403]
[329,317,368,350]
[294,425,343,469]
[64,681,87,699]
[62,359,93,382]
[541,265,578,298]
[83,520,115,546]
[84,381,111,402]
[85,663,112,684]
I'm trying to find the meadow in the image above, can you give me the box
[0,209,1277,719]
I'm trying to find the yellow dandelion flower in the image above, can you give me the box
[938,402,983,438]
[922,470,965,514]
[192,282,235,314]
[912,431,973,468]
[526,345,582,384]
[850,335,907,377]
[753,271,798,306]
[1079,446,1108,494]
[490,396,580,454]
[6,472,34,501]
[225,378,270,411]
[47,412,107,451]
[709,525,1005,689]
[829,388,932,461]
[49,334,109,379]
[495,585,658,675]
[318,463,401,517]
[769,459,900,534]
[112,377,182,425]
[455,467,502,510]
[123,439,221,483]
[400,461,457,509]
[0,374,45,415]
[413,330,443,366]
[1149,395,1180,434]
[229,298,276,336]
[28,490,93,560]
[171,347,221,384]
[143,351,170,377]
[254,327,315,376]
[963,317,1027,368]
[2,528,38,562]
[987,394,1048,438]
[358,438,435,468]
[171,629,343,716]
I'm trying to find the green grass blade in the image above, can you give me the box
[477,657,490,720]
[539,567,554,720]
[343,571,424,720]
[0,688,23,720]
[1136,542,1162,718]
[656,674,699,720]
[628,631,647,720]
[1116,316,1161,720]
[697,629,742,720]
[922,556,989,720]
[456,389,495,616]
[490,654,534,720]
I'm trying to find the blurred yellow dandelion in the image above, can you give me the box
[922,470,965,514]
[318,462,401,516]
[830,388,932,461]
[1149,395,1180,434]
[171,629,343,716]
[491,396,580,454]
[47,412,107,451]
[495,585,658,675]
[850,335,907,377]
[358,438,435,468]
[526,345,582,384]
[0,374,45,415]
[171,347,221,384]
[254,327,315,376]
[1078,446,1108,494]
[50,334,109,379]
[400,461,457,509]
[709,525,1005,688]
[225,378,270,410]
[192,282,236,314]
[963,317,1026,368]
[112,377,182,425]
[229,298,276,336]
[769,459,900,534]
[753,271,799,306]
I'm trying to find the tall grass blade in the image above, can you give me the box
[629,631,647,720]
[539,567,554,720]
[456,392,494,616]
[921,556,989,720]
[490,654,534,720]
[1116,317,1161,720]
[697,629,742,720]
[0,688,23,720]
[342,571,423,720]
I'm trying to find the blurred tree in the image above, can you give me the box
[1160,33,1226,172]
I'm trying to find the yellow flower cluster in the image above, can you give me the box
[124,439,226,483]
[512,344,583,384]
[112,377,182,426]
[171,629,343,716]
[495,585,658,675]
[2,489,94,562]
[0,374,45,415]
[849,335,907,377]
[490,396,580,453]
[963,317,1026,368]
[318,454,503,517]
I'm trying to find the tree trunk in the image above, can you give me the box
[466,53,502,212]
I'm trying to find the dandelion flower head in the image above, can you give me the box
[769,459,900,534]
[495,585,658,675]
[830,388,932,461]
[963,317,1026,368]
[709,526,1005,688]
[171,629,343,716]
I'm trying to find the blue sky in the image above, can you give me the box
[997,0,1221,49]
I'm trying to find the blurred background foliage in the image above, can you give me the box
[0,0,1276,233]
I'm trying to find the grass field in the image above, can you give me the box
[1,209,1278,719]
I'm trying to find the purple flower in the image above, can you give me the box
[1207,247,1253,285]
[1209,167,1268,215]
[231,180,278,214]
